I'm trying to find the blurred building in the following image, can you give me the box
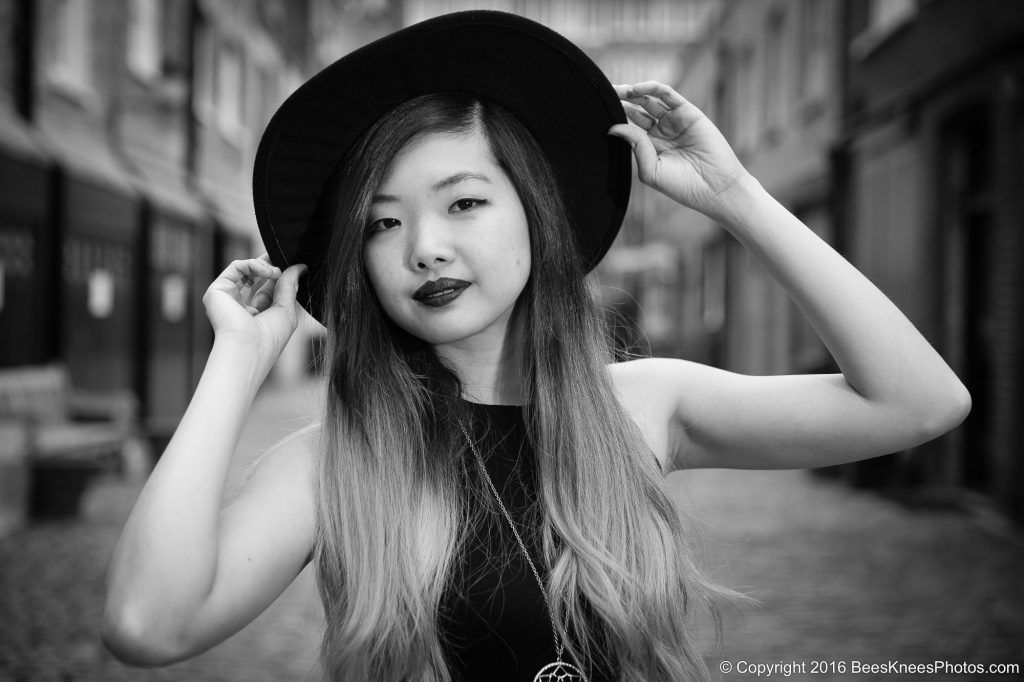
[4,0,1021,524]
[835,0,1024,521]
[665,0,1024,524]
[0,0,310,450]
[665,0,842,372]
[0,1,52,369]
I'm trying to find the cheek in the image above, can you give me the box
[362,249,382,292]
[508,218,531,276]
[363,244,398,305]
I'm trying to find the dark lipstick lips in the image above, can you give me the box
[412,277,471,302]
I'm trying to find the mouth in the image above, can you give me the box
[412,278,471,307]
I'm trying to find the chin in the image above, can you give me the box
[404,320,494,346]
[393,307,515,347]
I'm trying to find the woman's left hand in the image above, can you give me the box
[609,81,750,219]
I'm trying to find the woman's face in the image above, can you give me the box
[362,128,531,348]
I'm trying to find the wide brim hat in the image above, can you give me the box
[254,9,632,324]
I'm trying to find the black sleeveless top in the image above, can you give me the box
[438,401,618,682]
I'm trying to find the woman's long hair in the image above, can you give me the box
[313,92,747,681]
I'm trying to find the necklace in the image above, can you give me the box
[457,419,588,682]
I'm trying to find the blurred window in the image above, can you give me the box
[49,0,93,91]
[643,276,673,344]
[585,2,603,41]
[796,0,828,101]
[251,66,277,133]
[151,218,192,272]
[762,9,788,138]
[191,19,246,144]
[734,46,759,153]
[562,2,589,43]
[714,46,734,139]
[216,41,246,142]
[127,0,161,80]
[193,22,216,124]
[0,226,33,316]
[701,239,726,333]
[649,1,669,39]
[612,1,624,35]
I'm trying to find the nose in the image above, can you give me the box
[406,216,456,272]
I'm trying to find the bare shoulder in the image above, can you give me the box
[607,357,709,411]
[607,358,695,473]
[608,356,727,412]
[233,421,320,501]
[221,421,320,566]
[608,356,690,392]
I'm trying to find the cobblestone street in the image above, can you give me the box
[2,379,1022,680]
[681,467,1024,680]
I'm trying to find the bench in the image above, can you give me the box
[0,363,139,521]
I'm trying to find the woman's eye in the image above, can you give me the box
[450,198,485,213]
[367,217,400,233]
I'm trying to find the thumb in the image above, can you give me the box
[608,123,659,182]
[272,263,308,309]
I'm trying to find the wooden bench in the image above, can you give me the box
[0,363,139,520]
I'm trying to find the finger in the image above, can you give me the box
[215,258,281,289]
[237,276,266,308]
[231,256,278,275]
[625,94,671,121]
[627,81,689,109]
[608,123,659,178]
[616,84,678,133]
[231,265,281,301]
[245,278,277,312]
[271,263,308,309]
[621,101,657,131]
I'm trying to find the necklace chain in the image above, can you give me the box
[456,419,567,661]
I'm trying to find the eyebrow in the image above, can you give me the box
[371,171,492,205]
[431,171,491,193]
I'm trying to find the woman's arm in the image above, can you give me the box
[102,257,313,664]
[609,82,970,471]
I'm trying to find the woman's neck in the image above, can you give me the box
[433,318,527,405]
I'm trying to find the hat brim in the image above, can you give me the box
[254,10,632,324]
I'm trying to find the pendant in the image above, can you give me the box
[534,660,587,681]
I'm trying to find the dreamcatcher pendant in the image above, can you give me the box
[534,658,588,681]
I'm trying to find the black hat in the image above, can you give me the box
[253,10,632,323]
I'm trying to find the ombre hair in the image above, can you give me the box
[312,92,747,681]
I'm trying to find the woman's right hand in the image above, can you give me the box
[202,255,308,368]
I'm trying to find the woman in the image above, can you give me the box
[102,11,970,682]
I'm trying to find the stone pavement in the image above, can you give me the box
[2,378,1023,681]
[679,468,1024,680]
